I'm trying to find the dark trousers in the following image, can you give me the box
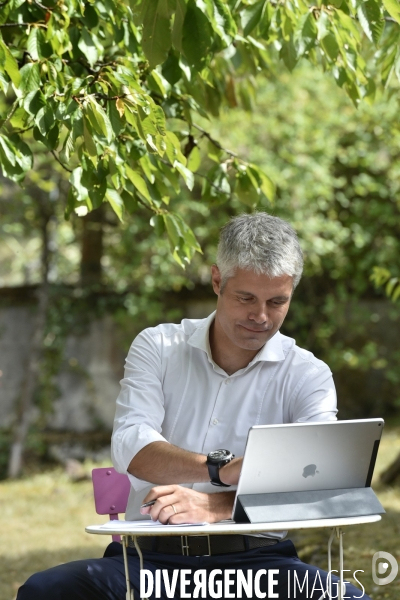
[17,539,369,599]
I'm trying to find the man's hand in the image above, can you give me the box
[140,485,236,524]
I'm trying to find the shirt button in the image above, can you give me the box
[212,418,219,425]
[225,379,230,385]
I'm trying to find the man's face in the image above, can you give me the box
[211,266,293,352]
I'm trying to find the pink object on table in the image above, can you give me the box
[92,467,131,542]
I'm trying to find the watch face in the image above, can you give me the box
[208,449,230,462]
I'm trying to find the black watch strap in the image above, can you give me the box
[207,462,231,487]
[206,450,234,487]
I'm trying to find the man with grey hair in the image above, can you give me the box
[18,212,369,599]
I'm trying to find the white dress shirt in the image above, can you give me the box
[111,312,337,521]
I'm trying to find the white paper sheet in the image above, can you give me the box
[98,519,209,529]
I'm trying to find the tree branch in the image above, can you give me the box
[0,22,36,27]
[51,150,73,173]
[33,0,55,10]
[191,123,238,159]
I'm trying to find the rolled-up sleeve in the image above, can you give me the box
[290,363,338,423]
[111,329,169,491]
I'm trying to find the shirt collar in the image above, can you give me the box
[188,311,285,364]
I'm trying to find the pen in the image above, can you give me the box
[141,500,156,508]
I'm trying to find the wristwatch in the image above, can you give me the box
[206,449,235,487]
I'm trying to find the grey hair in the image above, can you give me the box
[216,213,304,290]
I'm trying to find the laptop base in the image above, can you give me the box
[234,487,385,523]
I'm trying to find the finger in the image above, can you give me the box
[141,485,180,516]
[158,503,179,525]
[145,485,180,500]
[149,493,180,522]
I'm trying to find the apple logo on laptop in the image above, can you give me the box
[302,464,319,478]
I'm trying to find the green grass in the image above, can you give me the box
[1,430,400,600]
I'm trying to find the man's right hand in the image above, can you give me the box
[140,484,236,524]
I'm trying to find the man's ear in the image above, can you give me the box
[211,265,222,296]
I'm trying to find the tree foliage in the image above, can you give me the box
[1,0,400,265]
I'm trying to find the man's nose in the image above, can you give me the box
[248,304,268,324]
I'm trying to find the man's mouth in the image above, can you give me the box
[239,324,270,333]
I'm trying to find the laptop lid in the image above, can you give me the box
[232,418,384,521]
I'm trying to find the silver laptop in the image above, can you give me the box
[232,419,385,523]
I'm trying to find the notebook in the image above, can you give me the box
[232,419,385,523]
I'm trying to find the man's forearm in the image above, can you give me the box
[128,441,242,485]
[128,441,209,484]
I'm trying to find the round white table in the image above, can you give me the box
[86,515,381,600]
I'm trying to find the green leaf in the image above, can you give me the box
[106,188,124,221]
[162,53,182,85]
[83,117,98,159]
[60,128,74,164]
[187,145,201,172]
[89,178,107,209]
[0,39,21,87]
[150,214,166,236]
[125,165,152,201]
[120,189,138,214]
[295,12,317,57]
[165,130,186,165]
[23,90,46,116]
[235,170,258,207]
[85,97,113,143]
[357,0,384,44]
[11,135,33,172]
[248,164,275,202]
[78,29,99,67]
[204,0,237,45]
[35,105,55,137]
[321,34,339,62]
[19,63,41,95]
[172,0,186,51]
[380,44,398,86]
[27,27,51,60]
[386,277,399,297]
[164,212,182,249]
[392,282,400,302]
[173,160,195,190]
[241,0,267,37]
[316,10,331,41]
[142,0,172,67]
[382,0,400,24]
[182,0,213,70]
[0,134,16,166]
[148,69,168,98]
[280,38,298,71]
[175,214,202,253]
[70,167,89,201]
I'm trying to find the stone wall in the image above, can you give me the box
[1,287,398,436]
[0,290,216,434]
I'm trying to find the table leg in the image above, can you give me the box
[338,528,344,600]
[122,535,134,600]
[323,527,344,600]
[327,529,335,599]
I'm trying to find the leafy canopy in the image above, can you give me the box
[1,0,400,265]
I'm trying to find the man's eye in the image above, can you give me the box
[238,297,251,302]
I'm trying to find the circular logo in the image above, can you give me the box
[372,551,398,586]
